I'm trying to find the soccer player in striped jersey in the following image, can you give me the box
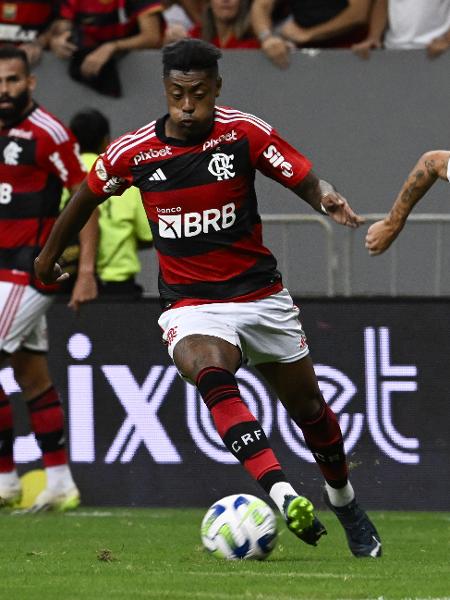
[35,39,381,557]
[366,150,450,255]
[0,45,98,512]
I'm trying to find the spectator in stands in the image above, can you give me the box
[163,0,204,35]
[49,0,164,96]
[69,109,153,299]
[0,0,57,66]
[251,0,371,68]
[352,0,450,58]
[164,0,259,49]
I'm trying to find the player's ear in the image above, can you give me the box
[28,74,37,93]
[215,76,222,98]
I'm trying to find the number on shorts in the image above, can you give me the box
[0,183,13,204]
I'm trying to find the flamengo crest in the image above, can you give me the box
[208,153,235,181]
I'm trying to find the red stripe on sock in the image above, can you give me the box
[244,449,281,481]
[210,397,256,438]
[42,448,67,468]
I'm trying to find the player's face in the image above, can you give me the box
[164,70,221,141]
[0,58,35,122]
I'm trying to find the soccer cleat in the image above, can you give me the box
[324,491,382,558]
[282,495,327,546]
[0,480,22,508]
[27,485,81,513]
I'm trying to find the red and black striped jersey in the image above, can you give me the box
[87,106,312,308]
[0,0,55,43]
[0,103,86,291]
[60,0,163,48]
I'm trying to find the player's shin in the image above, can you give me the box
[196,367,291,503]
[295,399,355,506]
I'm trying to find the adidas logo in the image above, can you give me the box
[148,168,167,181]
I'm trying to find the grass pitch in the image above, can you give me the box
[0,509,448,600]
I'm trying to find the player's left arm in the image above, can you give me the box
[253,126,364,228]
[365,150,450,255]
[293,172,364,228]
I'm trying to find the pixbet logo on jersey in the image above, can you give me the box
[133,146,172,165]
[263,144,293,178]
[158,202,236,238]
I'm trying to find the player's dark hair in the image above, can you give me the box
[162,39,222,78]
[69,108,111,154]
[0,44,30,74]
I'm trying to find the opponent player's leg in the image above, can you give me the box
[0,350,22,507]
[11,350,80,512]
[173,334,322,546]
[257,356,382,557]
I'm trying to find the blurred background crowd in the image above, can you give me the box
[1,0,449,95]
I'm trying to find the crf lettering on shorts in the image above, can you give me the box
[158,202,236,239]
[166,326,178,346]
[263,144,293,178]
[231,428,263,454]
[203,130,237,151]
[133,146,172,165]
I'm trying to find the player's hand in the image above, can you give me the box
[261,35,293,69]
[80,43,116,78]
[365,219,401,255]
[322,193,365,228]
[351,38,382,59]
[427,35,450,58]
[68,272,98,312]
[34,256,70,285]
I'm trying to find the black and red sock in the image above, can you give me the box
[27,386,68,468]
[0,386,14,473]
[295,400,348,488]
[196,367,286,493]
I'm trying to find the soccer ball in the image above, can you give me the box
[200,493,278,560]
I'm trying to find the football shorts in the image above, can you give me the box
[0,282,53,354]
[158,288,309,366]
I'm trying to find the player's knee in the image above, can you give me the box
[174,335,240,381]
[286,390,323,422]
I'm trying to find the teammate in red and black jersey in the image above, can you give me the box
[35,39,381,557]
[0,0,57,65]
[0,46,98,512]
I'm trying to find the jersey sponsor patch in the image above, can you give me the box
[263,144,293,178]
[158,203,236,239]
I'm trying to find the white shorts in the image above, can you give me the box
[0,282,53,354]
[158,288,309,366]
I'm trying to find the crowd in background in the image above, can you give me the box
[0,1,449,93]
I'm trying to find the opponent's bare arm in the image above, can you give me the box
[35,180,103,285]
[293,171,364,228]
[365,150,450,255]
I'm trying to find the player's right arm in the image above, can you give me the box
[35,180,104,285]
[365,150,450,255]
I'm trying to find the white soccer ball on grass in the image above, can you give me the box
[200,493,278,560]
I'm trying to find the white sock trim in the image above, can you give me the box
[269,481,298,514]
[325,481,355,507]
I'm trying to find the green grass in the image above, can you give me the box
[0,509,448,600]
